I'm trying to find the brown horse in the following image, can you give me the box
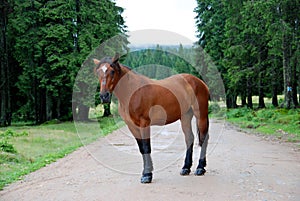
[94,53,210,183]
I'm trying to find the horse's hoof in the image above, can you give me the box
[194,168,206,176]
[180,168,191,176]
[141,173,152,183]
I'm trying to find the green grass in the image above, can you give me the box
[0,116,122,190]
[223,107,300,142]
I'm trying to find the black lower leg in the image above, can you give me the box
[180,143,193,175]
[195,157,206,176]
[197,157,206,169]
[136,138,151,154]
[136,138,153,183]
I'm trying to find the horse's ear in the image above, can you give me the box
[111,53,121,72]
[93,59,100,76]
[112,53,120,64]
[93,59,100,65]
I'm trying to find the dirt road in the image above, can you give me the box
[1,119,299,201]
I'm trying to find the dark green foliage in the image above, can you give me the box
[226,107,252,119]
[194,0,300,109]
[123,45,225,101]
[1,0,127,124]
[124,45,196,78]
[208,102,221,114]
[0,129,29,138]
[2,0,299,125]
[225,108,300,140]
[0,129,28,153]
[0,140,16,153]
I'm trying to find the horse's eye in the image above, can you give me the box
[110,70,115,77]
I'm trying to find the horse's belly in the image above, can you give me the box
[148,104,180,126]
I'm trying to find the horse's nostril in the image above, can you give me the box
[100,92,111,102]
[104,92,109,98]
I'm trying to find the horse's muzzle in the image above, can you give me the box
[100,92,111,103]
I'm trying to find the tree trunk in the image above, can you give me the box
[77,104,90,121]
[46,90,53,121]
[0,0,10,126]
[291,52,298,107]
[271,57,279,107]
[226,93,237,109]
[56,97,61,119]
[258,72,265,109]
[292,78,298,107]
[72,101,78,121]
[272,87,279,107]
[247,78,253,109]
[241,95,247,107]
[39,89,47,124]
[281,31,293,109]
[257,44,266,109]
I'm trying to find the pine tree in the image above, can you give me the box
[194,0,299,109]
[8,0,127,123]
[0,0,12,126]
[72,0,128,121]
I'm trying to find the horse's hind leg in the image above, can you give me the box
[195,117,209,176]
[180,109,194,176]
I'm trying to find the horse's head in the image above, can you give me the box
[93,53,121,103]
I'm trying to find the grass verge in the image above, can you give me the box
[0,117,122,190]
[214,107,300,143]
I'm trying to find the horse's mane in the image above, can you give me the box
[121,64,132,71]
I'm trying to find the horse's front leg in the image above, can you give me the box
[129,125,153,183]
[136,137,153,183]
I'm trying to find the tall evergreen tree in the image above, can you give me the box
[72,0,128,121]
[8,0,127,123]
[194,0,299,109]
[194,0,228,103]
[0,0,12,126]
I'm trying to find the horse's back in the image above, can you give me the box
[160,74,209,99]
[155,73,209,117]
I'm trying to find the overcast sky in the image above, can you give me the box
[115,0,198,45]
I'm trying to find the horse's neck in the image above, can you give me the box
[113,66,151,105]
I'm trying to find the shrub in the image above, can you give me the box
[256,109,278,121]
[208,102,221,114]
[0,129,28,138]
[0,140,17,154]
[226,107,251,118]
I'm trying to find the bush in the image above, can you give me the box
[226,107,251,118]
[0,129,28,138]
[208,102,221,114]
[0,152,21,163]
[256,109,278,121]
[0,140,17,154]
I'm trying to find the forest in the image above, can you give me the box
[0,0,299,126]
[0,0,127,125]
[194,0,299,109]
